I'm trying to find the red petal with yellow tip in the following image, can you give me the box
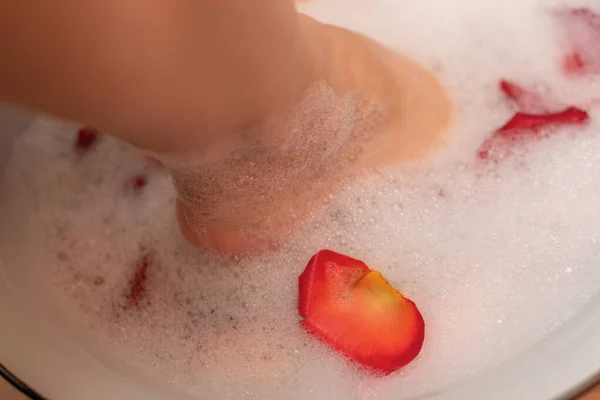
[298,250,425,375]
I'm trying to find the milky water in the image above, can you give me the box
[1,0,600,399]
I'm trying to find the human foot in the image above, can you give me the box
[304,15,453,165]
[173,15,452,255]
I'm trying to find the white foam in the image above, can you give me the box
[1,0,600,399]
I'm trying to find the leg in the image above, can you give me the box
[0,0,317,153]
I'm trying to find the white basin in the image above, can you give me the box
[1,105,600,400]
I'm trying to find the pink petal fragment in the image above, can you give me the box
[554,7,600,76]
[499,80,547,113]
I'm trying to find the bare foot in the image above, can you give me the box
[173,15,452,256]
[307,15,452,165]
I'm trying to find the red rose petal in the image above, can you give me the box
[497,107,589,134]
[299,250,425,375]
[299,250,370,318]
[125,252,153,308]
[134,175,148,189]
[129,175,148,191]
[478,107,589,161]
[75,127,98,151]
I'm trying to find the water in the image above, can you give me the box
[1,0,600,399]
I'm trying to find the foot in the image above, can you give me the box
[306,15,452,165]
[174,15,453,255]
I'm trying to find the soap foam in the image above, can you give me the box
[1,0,600,399]
[167,80,382,240]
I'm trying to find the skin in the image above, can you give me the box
[0,0,316,153]
[0,0,452,255]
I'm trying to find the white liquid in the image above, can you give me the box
[1,0,600,399]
